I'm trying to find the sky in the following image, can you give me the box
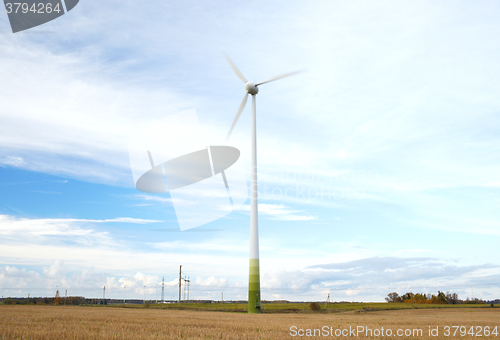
[0,0,499,302]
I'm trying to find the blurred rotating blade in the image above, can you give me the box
[224,54,247,83]
[256,70,303,86]
[226,93,249,140]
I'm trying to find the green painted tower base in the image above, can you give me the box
[248,259,261,313]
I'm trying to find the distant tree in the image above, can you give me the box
[446,292,459,304]
[54,290,60,306]
[402,292,415,303]
[309,302,321,311]
[3,298,14,305]
[437,291,447,304]
[425,291,447,304]
[385,292,401,303]
[464,298,485,305]
[414,293,427,303]
[385,291,464,304]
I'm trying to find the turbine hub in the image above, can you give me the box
[245,81,259,95]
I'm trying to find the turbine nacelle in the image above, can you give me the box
[245,81,259,95]
[224,54,301,140]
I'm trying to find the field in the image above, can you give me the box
[138,301,490,313]
[0,305,499,339]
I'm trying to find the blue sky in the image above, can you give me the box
[1,0,499,302]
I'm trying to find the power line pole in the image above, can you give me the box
[161,277,165,304]
[65,290,67,306]
[181,276,190,303]
[187,276,190,302]
[103,286,105,305]
[178,265,182,308]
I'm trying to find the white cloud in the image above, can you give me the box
[0,214,166,261]
[259,257,500,301]
[0,215,109,242]
[196,276,228,288]
[0,156,25,167]
[0,33,195,185]
[239,203,315,221]
[151,240,246,253]
[99,217,163,224]
[0,214,248,288]
[43,260,63,279]
[133,195,171,204]
[0,214,161,241]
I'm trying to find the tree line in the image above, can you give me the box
[2,296,85,306]
[385,291,485,304]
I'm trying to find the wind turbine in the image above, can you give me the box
[224,55,300,313]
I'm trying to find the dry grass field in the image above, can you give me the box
[0,305,499,339]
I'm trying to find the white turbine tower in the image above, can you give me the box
[225,55,300,313]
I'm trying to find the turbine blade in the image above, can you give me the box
[256,70,303,86]
[224,54,247,83]
[226,93,249,140]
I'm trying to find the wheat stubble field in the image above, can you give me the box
[0,305,499,339]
